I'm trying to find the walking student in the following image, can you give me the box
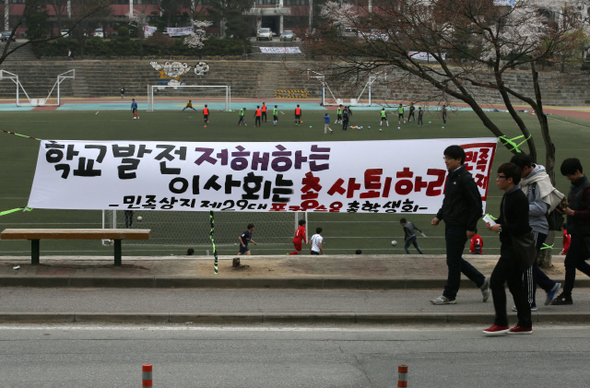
[552,158,590,305]
[310,227,324,255]
[323,112,333,134]
[510,153,562,310]
[400,218,423,254]
[483,162,533,336]
[289,220,307,255]
[430,145,490,305]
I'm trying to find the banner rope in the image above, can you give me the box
[1,130,42,141]
[209,210,219,274]
[0,207,33,217]
[498,134,531,153]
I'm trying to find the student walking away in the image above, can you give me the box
[417,107,424,126]
[323,113,333,134]
[510,153,563,310]
[552,158,590,305]
[380,108,389,127]
[182,100,197,111]
[273,105,279,126]
[470,231,484,254]
[203,104,209,127]
[294,104,302,125]
[131,98,139,120]
[342,106,351,130]
[254,106,262,127]
[237,107,247,126]
[400,218,423,254]
[397,104,405,124]
[335,104,343,124]
[289,220,307,255]
[120,87,125,99]
[483,162,533,336]
[238,224,258,256]
[310,227,324,255]
[430,145,490,305]
[261,102,268,122]
[408,102,416,122]
[442,104,447,124]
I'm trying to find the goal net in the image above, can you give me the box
[0,69,75,107]
[102,210,306,248]
[146,85,231,112]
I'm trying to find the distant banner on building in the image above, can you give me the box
[165,27,194,37]
[27,139,497,213]
[408,51,446,61]
[144,26,157,38]
[259,47,302,54]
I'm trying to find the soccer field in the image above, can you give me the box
[0,105,587,256]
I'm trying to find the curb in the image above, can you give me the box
[0,276,588,289]
[2,312,589,325]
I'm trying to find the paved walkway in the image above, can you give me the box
[1,254,588,325]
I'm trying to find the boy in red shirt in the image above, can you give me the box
[289,220,307,255]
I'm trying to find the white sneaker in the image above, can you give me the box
[430,295,457,305]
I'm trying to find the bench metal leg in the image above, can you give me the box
[114,239,122,266]
[31,239,40,265]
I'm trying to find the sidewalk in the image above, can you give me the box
[0,254,588,325]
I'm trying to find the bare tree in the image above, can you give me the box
[307,0,585,266]
[0,0,114,65]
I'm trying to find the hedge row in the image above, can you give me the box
[32,36,251,58]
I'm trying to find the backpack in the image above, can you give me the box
[532,184,566,231]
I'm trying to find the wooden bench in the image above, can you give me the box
[0,229,151,266]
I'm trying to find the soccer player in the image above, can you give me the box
[203,104,209,127]
[335,104,343,124]
[237,107,247,126]
[182,100,196,111]
[254,106,262,127]
[238,224,258,256]
[408,102,416,122]
[380,108,389,127]
[273,105,279,126]
[261,102,268,122]
[310,227,324,255]
[131,98,139,120]
[397,103,405,125]
[294,104,302,125]
[289,220,307,255]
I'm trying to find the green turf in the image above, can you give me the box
[0,107,585,256]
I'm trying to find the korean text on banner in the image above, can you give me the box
[27,138,497,214]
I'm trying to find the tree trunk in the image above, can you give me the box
[537,230,555,268]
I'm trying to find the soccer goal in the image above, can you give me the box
[102,210,306,249]
[0,69,75,107]
[307,69,380,107]
[146,84,231,112]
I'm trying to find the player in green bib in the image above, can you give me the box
[273,105,278,126]
[398,104,405,125]
[336,105,343,124]
[380,108,389,127]
[237,107,247,126]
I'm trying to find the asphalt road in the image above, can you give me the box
[0,324,588,387]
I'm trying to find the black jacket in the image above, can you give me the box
[497,186,532,246]
[436,166,482,231]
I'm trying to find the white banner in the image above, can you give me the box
[143,26,157,38]
[165,27,194,37]
[27,139,497,213]
[259,47,302,54]
[408,51,446,61]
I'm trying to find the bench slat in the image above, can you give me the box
[1,228,151,240]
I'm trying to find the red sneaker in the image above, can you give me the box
[482,325,509,336]
[508,325,533,335]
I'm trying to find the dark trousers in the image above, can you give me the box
[262,112,267,122]
[563,234,590,295]
[443,227,485,300]
[255,116,261,127]
[523,232,557,306]
[491,245,532,328]
[404,236,423,254]
[342,119,349,130]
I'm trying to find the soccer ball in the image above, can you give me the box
[391,240,397,246]
[137,216,143,222]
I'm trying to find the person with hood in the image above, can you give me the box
[510,154,563,309]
